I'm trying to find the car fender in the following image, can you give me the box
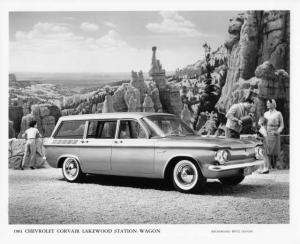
[163,153,204,178]
[57,154,82,169]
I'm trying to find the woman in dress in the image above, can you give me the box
[264,99,284,169]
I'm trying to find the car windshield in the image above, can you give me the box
[142,115,195,137]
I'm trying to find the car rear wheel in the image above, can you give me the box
[172,159,206,193]
[219,175,245,186]
[62,157,85,182]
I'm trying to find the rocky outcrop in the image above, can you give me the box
[216,10,290,132]
[9,106,23,136]
[149,46,183,115]
[8,138,48,169]
[18,104,61,138]
[143,94,155,112]
[149,46,167,90]
[259,11,290,72]
[111,71,164,113]
[254,61,289,129]
[127,96,137,112]
[130,70,148,105]
[221,61,289,130]
[102,94,115,113]
[15,47,178,122]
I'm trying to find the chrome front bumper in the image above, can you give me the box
[208,160,264,172]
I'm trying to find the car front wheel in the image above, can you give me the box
[219,175,245,186]
[172,159,206,193]
[62,157,85,182]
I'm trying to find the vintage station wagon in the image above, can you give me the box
[44,112,264,193]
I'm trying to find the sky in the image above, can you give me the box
[9,11,239,73]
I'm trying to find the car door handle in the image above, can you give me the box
[114,140,123,144]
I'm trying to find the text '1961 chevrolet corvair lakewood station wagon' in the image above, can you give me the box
[44,112,264,193]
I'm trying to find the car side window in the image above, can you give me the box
[54,120,86,139]
[87,120,117,139]
[118,120,146,139]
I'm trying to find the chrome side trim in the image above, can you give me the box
[208,160,264,172]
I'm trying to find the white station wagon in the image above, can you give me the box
[44,112,264,193]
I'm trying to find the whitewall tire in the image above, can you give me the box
[62,157,84,182]
[172,159,206,193]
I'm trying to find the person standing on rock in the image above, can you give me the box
[21,120,41,170]
[264,99,284,169]
[225,97,255,139]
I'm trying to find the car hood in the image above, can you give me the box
[155,135,258,149]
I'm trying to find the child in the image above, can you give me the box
[257,117,270,174]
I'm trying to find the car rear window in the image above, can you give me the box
[54,120,86,139]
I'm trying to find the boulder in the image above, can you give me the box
[8,138,48,169]
[8,139,25,169]
[255,61,276,80]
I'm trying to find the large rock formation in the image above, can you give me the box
[149,46,182,115]
[18,104,61,138]
[149,46,167,90]
[216,10,290,132]
[130,70,148,106]
[254,61,289,127]
[9,106,23,136]
[259,11,290,72]
[102,94,115,113]
[57,47,179,117]
[143,94,155,112]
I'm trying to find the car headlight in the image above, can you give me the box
[214,149,230,164]
[255,146,264,160]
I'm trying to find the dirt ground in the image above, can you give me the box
[9,168,289,224]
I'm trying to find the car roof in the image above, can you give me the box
[59,112,176,121]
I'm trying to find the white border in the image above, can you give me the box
[1,0,300,244]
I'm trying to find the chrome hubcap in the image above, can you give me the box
[174,160,198,190]
[63,159,79,180]
[179,166,194,184]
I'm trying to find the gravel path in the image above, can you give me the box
[9,168,289,224]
